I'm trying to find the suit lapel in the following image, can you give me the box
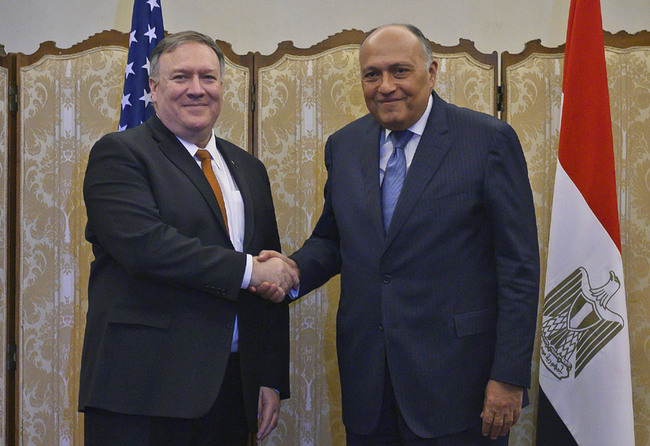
[384,94,452,246]
[360,120,386,242]
[148,116,230,236]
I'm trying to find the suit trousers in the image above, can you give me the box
[346,362,509,446]
[84,353,249,446]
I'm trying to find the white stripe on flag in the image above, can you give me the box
[540,162,634,445]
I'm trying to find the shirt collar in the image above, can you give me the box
[177,131,217,159]
[382,94,433,144]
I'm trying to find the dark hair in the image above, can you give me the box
[361,24,434,67]
[150,30,226,80]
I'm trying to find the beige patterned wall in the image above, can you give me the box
[256,44,496,445]
[504,46,650,446]
[17,45,251,445]
[504,51,563,446]
[608,45,650,446]
[0,65,9,446]
[434,52,496,115]
[18,46,126,446]
[215,59,251,150]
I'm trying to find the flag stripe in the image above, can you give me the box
[558,0,620,249]
[536,388,578,446]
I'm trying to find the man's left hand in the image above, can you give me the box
[480,379,524,439]
[257,386,280,442]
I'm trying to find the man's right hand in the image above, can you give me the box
[249,251,299,302]
[250,253,299,302]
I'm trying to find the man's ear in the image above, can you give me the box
[149,77,158,102]
[429,60,438,90]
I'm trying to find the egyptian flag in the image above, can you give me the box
[536,0,635,444]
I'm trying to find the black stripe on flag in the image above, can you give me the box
[536,388,578,446]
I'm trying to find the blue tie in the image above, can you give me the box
[382,130,413,231]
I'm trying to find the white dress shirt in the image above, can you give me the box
[177,132,253,352]
[379,95,433,185]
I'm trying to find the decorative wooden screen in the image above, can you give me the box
[502,31,650,446]
[17,31,128,446]
[3,27,649,446]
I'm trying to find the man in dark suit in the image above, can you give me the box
[255,24,540,444]
[79,31,297,445]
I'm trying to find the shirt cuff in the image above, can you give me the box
[241,254,252,288]
[288,286,300,301]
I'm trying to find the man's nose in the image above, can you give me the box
[187,75,204,96]
[378,72,396,93]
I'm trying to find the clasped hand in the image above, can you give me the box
[249,250,299,302]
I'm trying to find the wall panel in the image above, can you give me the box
[18,44,126,446]
[502,32,650,446]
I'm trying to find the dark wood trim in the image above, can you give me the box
[254,29,366,69]
[14,30,129,66]
[1,50,17,446]
[431,38,498,67]
[604,29,650,48]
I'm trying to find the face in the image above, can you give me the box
[359,26,437,131]
[150,41,222,147]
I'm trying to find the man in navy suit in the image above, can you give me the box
[79,31,297,445]
[255,24,539,444]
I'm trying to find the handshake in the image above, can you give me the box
[249,250,299,303]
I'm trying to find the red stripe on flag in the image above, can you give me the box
[558,0,621,250]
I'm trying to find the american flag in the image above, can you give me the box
[119,0,164,131]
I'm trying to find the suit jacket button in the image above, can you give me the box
[379,323,384,331]
[226,321,234,329]
[382,275,391,284]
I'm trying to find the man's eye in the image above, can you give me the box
[364,72,379,80]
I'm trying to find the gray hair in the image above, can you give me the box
[361,24,434,68]
[149,30,226,81]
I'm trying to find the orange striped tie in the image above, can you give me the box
[195,149,229,233]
